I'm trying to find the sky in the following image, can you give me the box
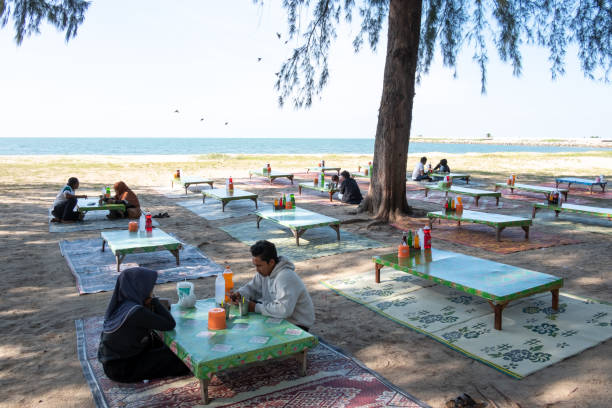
[0,0,610,140]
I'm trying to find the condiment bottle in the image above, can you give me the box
[423,226,432,249]
[223,265,233,302]
[145,212,153,233]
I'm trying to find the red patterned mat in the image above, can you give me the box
[405,191,520,210]
[392,218,582,254]
[77,317,427,408]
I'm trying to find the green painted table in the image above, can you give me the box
[255,206,341,245]
[76,198,126,214]
[202,188,258,211]
[160,298,318,404]
[298,181,339,202]
[431,172,471,184]
[494,182,569,200]
[423,185,501,206]
[248,169,294,184]
[427,209,532,241]
[532,202,612,220]
[306,166,341,175]
[172,177,214,195]
[373,250,563,330]
[555,177,607,193]
[352,171,371,178]
[100,228,183,272]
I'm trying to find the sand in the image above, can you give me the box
[0,152,611,408]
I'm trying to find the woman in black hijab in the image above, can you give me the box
[97,267,190,382]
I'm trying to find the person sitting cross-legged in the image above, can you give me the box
[230,240,315,332]
[411,156,432,181]
[337,170,363,204]
[51,177,87,222]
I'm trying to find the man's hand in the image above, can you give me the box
[229,291,242,304]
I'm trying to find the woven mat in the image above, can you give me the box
[152,184,214,199]
[177,199,272,221]
[220,221,385,263]
[60,237,223,294]
[48,209,159,233]
[405,190,519,210]
[323,270,612,379]
[392,218,581,254]
[76,316,428,408]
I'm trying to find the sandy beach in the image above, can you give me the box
[1,150,611,408]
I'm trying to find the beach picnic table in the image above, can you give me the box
[172,177,214,195]
[431,172,471,184]
[352,170,371,178]
[159,298,318,404]
[298,181,339,202]
[76,198,126,214]
[427,209,532,241]
[372,250,563,330]
[423,185,501,207]
[100,228,183,272]
[248,169,294,184]
[555,177,607,193]
[255,206,341,245]
[306,166,341,175]
[532,202,612,220]
[494,182,569,200]
[202,188,258,211]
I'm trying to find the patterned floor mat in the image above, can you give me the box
[220,221,385,263]
[60,237,223,294]
[405,190,519,210]
[177,199,272,221]
[76,316,429,408]
[323,269,612,379]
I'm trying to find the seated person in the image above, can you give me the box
[411,156,432,181]
[337,170,363,204]
[105,181,141,219]
[330,174,340,190]
[433,158,451,173]
[51,177,87,222]
[97,267,190,382]
[230,240,315,331]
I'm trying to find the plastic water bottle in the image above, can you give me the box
[139,212,146,232]
[215,271,225,306]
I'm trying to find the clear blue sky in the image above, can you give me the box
[1,0,610,139]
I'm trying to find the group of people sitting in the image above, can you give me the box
[98,240,314,383]
[411,157,450,182]
[51,178,141,223]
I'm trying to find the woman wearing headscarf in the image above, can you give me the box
[106,181,141,219]
[97,267,190,382]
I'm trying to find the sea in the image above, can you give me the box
[0,137,607,156]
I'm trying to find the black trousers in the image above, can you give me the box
[52,197,80,221]
[102,345,190,383]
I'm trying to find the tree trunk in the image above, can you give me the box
[359,0,422,222]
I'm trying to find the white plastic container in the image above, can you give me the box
[215,271,225,306]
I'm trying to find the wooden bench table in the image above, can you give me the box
[423,185,501,206]
[249,169,294,184]
[427,209,532,241]
[431,172,471,184]
[172,177,214,195]
[555,177,607,193]
[532,202,612,220]
[77,198,126,215]
[298,181,339,202]
[202,188,258,211]
[255,206,340,245]
[494,182,569,200]
[306,166,341,175]
[373,250,563,330]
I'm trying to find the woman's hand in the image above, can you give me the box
[143,296,154,310]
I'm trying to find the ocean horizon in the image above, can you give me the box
[0,137,607,156]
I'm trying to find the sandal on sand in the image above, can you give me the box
[445,394,487,408]
[50,217,60,223]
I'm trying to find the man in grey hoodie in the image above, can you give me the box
[230,240,315,331]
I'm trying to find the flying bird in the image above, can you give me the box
[200,118,204,121]
[257,57,262,62]
[174,109,179,113]
[276,32,281,39]
[224,122,229,126]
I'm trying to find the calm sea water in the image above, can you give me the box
[0,137,606,155]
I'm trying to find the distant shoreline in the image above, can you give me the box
[410,137,612,148]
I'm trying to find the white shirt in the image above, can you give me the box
[412,162,424,180]
[53,185,74,207]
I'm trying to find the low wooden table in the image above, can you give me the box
[202,188,258,211]
[373,250,563,330]
[249,169,294,184]
[160,298,318,404]
[172,177,214,195]
[306,166,341,175]
[255,206,341,245]
[532,202,612,220]
[431,172,471,184]
[494,182,569,200]
[76,198,126,214]
[427,209,532,241]
[555,177,607,193]
[298,181,339,202]
[352,171,371,178]
[423,185,500,206]
[100,228,183,272]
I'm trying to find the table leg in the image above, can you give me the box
[199,377,210,404]
[256,215,262,228]
[563,191,568,201]
[289,175,294,185]
[375,262,383,283]
[328,191,333,202]
[590,185,593,194]
[510,187,514,194]
[428,217,433,229]
[551,289,559,310]
[252,198,258,209]
[602,184,606,193]
[102,239,106,252]
[297,350,307,376]
[532,206,537,218]
[116,254,126,273]
[496,226,505,241]
[488,300,509,330]
[184,184,189,195]
[293,229,306,246]
[298,185,302,195]
[222,200,227,212]
[475,196,480,207]
[521,225,529,239]
[424,189,428,197]
[209,181,214,189]
[495,196,499,206]
[170,249,180,266]
[330,224,340,241]
[555,210,560,217]
[494,185,499,192]
[555,181,559,188]
[466,176,470,184]
[202,194,206,204]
